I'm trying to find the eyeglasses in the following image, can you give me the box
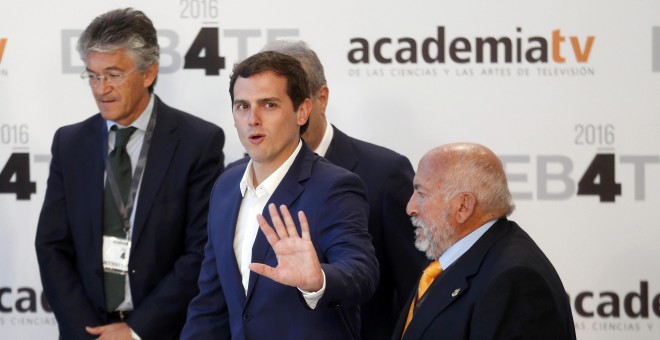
[80,68,137,88]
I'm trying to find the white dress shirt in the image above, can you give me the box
[234,141,326,308]
[313,119,334,157]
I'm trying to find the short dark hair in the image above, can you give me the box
[229,51,311,134]
[77,8,159,93]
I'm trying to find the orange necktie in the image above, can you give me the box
[402,260,443,336]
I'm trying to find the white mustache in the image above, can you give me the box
[411,216,422,228]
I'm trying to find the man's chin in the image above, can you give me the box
[414,239,429,253]
[100,111,119,121]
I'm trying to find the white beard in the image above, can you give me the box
[411,210,455,260]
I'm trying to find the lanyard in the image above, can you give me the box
[104,107,158,236]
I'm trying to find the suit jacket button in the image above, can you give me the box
[242,313,251,321]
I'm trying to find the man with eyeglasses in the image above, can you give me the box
[35,8,225,340]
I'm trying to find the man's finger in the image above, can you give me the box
[249,262,276,281]
[267,203,289,238]
[85,325,104,335]
[298,211,311,240]
[257,213,280,245]
[279,204,300,238]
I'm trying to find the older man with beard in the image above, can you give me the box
[392,143,576,340]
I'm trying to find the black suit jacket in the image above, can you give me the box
[392,218,576,340]
[35,96,225,339]
[325,126,428,340]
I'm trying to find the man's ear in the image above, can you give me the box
[297,98,312,127]
[142,62,158,88]
[455,192,476,224]
[316,85,329,116]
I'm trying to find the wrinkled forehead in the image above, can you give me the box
[414,155,448,190]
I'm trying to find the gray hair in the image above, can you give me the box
[440,145,515,216]
[77,8,159,92]
[261,40,327,95]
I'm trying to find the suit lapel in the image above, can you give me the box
[324,126,358,171]
[86,116,109,257]
[402,270,472,339]
[245,144,313,302]
[217,168,249,306]
[402,219,511,339]
[131,97,178,247]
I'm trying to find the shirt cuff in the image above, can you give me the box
[298,270,326,309]
[130,327,141,340]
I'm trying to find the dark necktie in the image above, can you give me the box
[103,125,137,312]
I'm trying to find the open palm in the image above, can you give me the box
[249,203,324,292]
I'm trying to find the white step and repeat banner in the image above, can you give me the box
[2,1,659,339]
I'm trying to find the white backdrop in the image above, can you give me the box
[1,1,659,338]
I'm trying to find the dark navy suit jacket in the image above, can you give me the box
[324,126,428,340]
[182,143,379,339]
[35,97,225,339]
[392,218,576,340]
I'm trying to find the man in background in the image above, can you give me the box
[394,142,575,339]
[182,51,378,339]
[261,40,427,339]
[35,8,224,339]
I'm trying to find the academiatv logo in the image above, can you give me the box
[0,37,7,76]
[571,281,660,334]
[0,285,56,327]
[0,38,7,63]
[347,26,595,65]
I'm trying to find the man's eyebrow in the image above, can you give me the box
[85,66,123,73]
[256,97,280,104]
